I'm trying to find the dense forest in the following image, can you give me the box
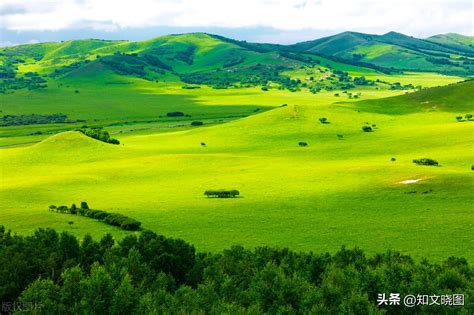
[0,226,471,314]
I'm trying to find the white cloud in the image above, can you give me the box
[0,0,472,36]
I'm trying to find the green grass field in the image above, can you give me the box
[1,78,473,261]
[1,33,473,262]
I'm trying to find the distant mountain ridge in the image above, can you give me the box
[288,31,474,74]
[0,31,472,94]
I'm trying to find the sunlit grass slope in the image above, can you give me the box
[1,82,473,261]
[290,31,474,75]
[354,80,474,114]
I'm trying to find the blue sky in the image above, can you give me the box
[1,0,472,46]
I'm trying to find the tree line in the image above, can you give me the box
[0,226,471,314]
[49,202,141,231]
[76,127,120,145]
[1,113,70,126]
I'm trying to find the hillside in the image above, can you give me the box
[427,33,474,47]
[1,32,470,147]
[2,31,472,96]
[289,31,474,75]
[353,80,474,114]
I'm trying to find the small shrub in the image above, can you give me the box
[166,112,185,117]
[298,142,308,147]
[391,157,396,161]
[362,126,372,132]
[201,142,206,146]
[205,190,240,198]
[319,117,328,124]
[456,116,463,122]
[465,114,472,120]
[191,121,203,126]
[181,85,200,89]
[413,158,439,166]
[337,134,344,140]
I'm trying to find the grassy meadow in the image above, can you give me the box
[1,72,473,261]
[1,32,473,264]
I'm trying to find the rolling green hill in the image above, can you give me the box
[1,80,473,260]
[290,31,474,75]
[427,33,474,49]
[353,80,474,114]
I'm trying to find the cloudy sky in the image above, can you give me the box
[0,0,472,46]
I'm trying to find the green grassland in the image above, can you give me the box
[1,82,473,261]
[0,33,473,262]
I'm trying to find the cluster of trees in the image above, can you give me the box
[427,57,456,66]
[190,121,203,126]
[51,52,173,81]
[413,158,439,166]
[353,76,374,86]
[0,71,47,93]
[181,85,201,89]
[180,64,301,91]
[223,56,245,68]
[456,114,473,121]
[204,190,240,198]
[100,53,150,78]
[175,46,196,65]
[1,113,69,126]
[142,53,173,71]
[1,226,471,314]
[76,127,120,145]
[49,202,141,231]
[389,82,415,90]
[51,60,91,78]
